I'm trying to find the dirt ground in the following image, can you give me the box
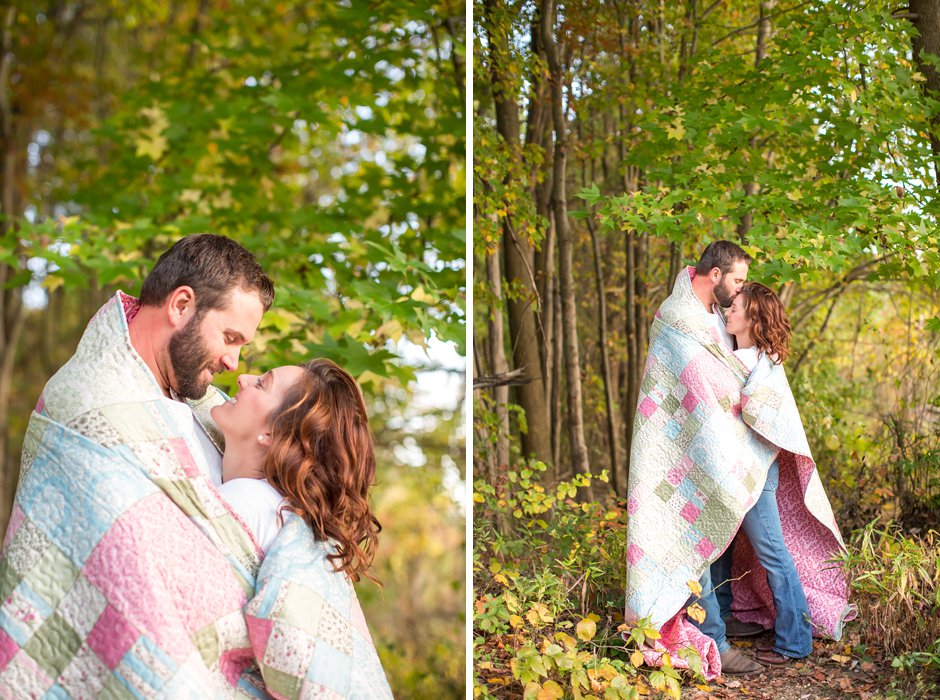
[681,631,931,700]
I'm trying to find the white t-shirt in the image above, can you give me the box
[160,397,224,486]
[733,346,759,370]
[708,306,734,350]
[218,478,286,552]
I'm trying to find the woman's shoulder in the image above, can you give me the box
[219,478,283,506]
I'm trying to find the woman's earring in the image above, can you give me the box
[258,435,264,442]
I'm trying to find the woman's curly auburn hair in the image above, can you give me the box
[737,282,791,364]
[262,358,381,583]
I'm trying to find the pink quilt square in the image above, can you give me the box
[169,438,200,478]
[0,627,18,671]
[87,604,137,670]
[627,497,639,516]
[2,506,24,549]
[680,502,700,524]
[627,544,645,566]
[694,537,715,559]
[638,397,657,419]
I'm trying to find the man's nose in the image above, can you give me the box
[221,352,239,372]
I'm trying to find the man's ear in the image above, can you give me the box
[709,267,722,284]
[167,286,197,328]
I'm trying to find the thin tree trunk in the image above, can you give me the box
[541,0,592,498]
[551,275,563,472]
[736,0,775,242]
[483,0,552,464]
[587,216,621,490]
[910,0,940,180]
[487,249,511,473]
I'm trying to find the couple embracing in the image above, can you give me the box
[625,240,856,678]
[0,235,393,698]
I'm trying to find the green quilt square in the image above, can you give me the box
[99,674,138,700]
[30,544,79,606]
[24,613,81,678]
[192,623,220,668]
[654,481,674,503]
[282,583,325,635]
[263,665,303,699]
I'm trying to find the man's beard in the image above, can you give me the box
[168,313,216,399]
[714,276,736,308]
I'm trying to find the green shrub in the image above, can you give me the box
[473,461,702,699]
[840,522,940,692]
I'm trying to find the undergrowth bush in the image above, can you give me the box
[473,461,704,699]
[840,522,940,691]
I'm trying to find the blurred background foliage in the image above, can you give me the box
[2,1,466,697]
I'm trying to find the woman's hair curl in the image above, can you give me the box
[737,282,791,364]
[263,358,381,583]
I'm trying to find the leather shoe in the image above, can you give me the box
[723,616,766,638]
[719,647,765,675]
[754,650,798,666]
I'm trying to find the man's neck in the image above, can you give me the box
[690,274,716,311]
[127,306,173,398]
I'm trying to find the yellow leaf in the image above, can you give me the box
[489,561,502,574]
[135,133,168,160]
[686,579,702,596]
[630,650,645,668]
[410,285,436,304]
[555,632,577,650]
[642,626,661,641]
[494,574,509,586]
[662,653,672,667]
[686,603,706,624]
[42,275,64,292]
[509,615,524,629]
[538,680,564,699]
[831,654,851,664]
[576,618,596,642]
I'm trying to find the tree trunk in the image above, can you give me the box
[487,249,511,473]
[736,0,775,242]
[482,0,552,464]
[541,0,592,498]
[910,0,940,180]
[587,217,621,490]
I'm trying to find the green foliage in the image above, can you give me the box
[840,522,940,695]
[20,0,465,387]
[473,463,702,699]
[840,523,940,655]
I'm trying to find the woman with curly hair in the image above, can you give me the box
[211,357,381,581]
[713,281,812,666]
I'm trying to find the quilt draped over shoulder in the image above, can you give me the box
[0,292,391,699]
[624,268,854,679]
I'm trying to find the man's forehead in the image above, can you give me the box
[205,288,264,336]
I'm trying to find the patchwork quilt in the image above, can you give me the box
[624,268,853,678]
[246,516,392,700]
[0,292,390,698]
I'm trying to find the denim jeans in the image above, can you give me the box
[690,563,731,653]
[709,460,813,658]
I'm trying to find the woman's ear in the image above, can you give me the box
[258,431,273,448]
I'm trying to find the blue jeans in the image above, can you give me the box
[691,563,731,653]
[709,461,813,658]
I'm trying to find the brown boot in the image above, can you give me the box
[723,616,766,638]
[719,647,765,676]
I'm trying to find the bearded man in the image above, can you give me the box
[0,235,282,696]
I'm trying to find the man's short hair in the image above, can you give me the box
[694,240,752,275]
[139,234,275,312]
